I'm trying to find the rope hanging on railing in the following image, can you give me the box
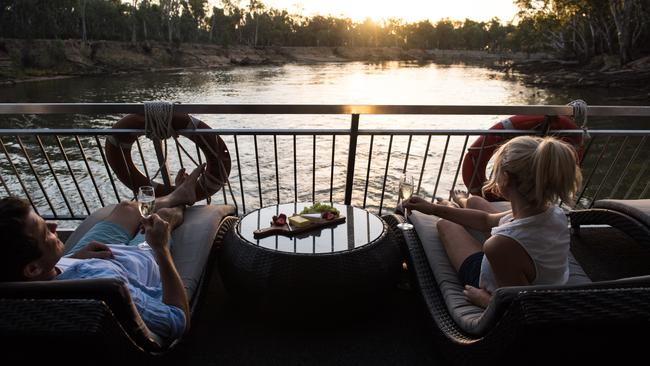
[143,101,174,183]
[142,101,237,212]
[568,99,590,142]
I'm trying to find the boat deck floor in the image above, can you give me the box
[162,226,650,366]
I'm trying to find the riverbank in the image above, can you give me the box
[502,54,650,93]
[0,39,537,85]
[2,39,649,94]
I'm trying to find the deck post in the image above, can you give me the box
[344,114,359,205]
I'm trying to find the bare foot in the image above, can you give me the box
[174,168,188,186]
[450,189,469,208]
[174,163,205,206]
[434,196,459,208]
[158,164,205,208]
[463,285,491,308]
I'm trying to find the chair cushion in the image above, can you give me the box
[594,199,650,227]
[409,201,590,337]
[65,204,235,302]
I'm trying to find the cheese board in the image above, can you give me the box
[253,215,346,239]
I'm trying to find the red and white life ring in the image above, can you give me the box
[462,115,583,197]
[105,113,231,201]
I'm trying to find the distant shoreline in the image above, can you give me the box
[0,39,543,85]
[1,39,648,94]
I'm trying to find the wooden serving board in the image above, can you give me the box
[253,216,346,239]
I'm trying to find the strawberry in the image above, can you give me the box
[276,216,286,225]
[322,212,336,220]
[272,213,287,226]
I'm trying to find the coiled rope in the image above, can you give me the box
[568,99,589,142]
[143,101,174,183]
[144,101,176,140]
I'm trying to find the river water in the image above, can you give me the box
[1,61,648,221]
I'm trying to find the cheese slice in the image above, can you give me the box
[289,215,311,228]
[301,213,322,221]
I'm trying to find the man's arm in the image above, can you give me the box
[404,196,509,231]
[142,214,190,331]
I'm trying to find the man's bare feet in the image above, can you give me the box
[174,168,188,186]
[172,163,205,206]
[450,189,469,208]
[156,164,205,209]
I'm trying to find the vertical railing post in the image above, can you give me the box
[153,139,172,191]
[344,114,360,205]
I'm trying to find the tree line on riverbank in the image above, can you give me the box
[1,0,648,65]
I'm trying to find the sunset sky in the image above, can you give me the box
[212,0,520,23]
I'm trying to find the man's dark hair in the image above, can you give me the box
[0,197,41,281]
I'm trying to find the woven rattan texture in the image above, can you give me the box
[570,208,650,247]
[0,298,108,335]
[219,214,401,308]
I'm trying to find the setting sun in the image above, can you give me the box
[246,0,519,22]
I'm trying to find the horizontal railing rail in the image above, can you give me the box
[1,103,649,224]
[1,129,649,136]
[1,103,650,117]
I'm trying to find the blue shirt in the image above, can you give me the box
[56,245,186,340]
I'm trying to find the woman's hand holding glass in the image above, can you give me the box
[397,173,414,230]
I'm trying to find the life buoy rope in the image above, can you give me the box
[461,114,584,198]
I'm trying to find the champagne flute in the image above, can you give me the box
[397,173,414,230]
[137,186,155,250]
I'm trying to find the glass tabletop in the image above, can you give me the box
[238,202,384,254]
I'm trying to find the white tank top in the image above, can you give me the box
[479,205,570,293]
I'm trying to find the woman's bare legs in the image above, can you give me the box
[437,219,483,272]
[440,190,508,307]
[450,189,502,213]
[437,191,504,272]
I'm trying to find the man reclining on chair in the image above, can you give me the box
[0,164,207,341]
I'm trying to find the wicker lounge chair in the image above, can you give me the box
[0,204,237,361]
[569,199,650,247]
[383,204,650,365]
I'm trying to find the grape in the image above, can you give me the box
[300,202,339,216]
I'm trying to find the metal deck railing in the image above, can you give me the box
[1,104,649,222]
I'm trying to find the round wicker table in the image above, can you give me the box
[219,202,402,312]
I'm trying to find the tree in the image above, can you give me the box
[248,0,265,46]
[79,0,87,41]
[609,0,644,64]
[131,0,139,43]
[160,0,181,43]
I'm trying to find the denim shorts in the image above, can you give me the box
[66,221,147,255]
[458,252,483,288]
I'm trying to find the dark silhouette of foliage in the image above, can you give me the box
[0,0,647,63]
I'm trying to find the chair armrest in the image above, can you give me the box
[0,278,163,352]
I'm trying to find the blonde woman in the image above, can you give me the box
[404,136,582,308]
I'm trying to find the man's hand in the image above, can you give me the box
[70,241,114,260]
[141,214,171,251]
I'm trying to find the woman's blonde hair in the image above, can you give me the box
[482,136,583,207]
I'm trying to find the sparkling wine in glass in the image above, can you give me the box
[397,174,414,230]
[137,186,155,250]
